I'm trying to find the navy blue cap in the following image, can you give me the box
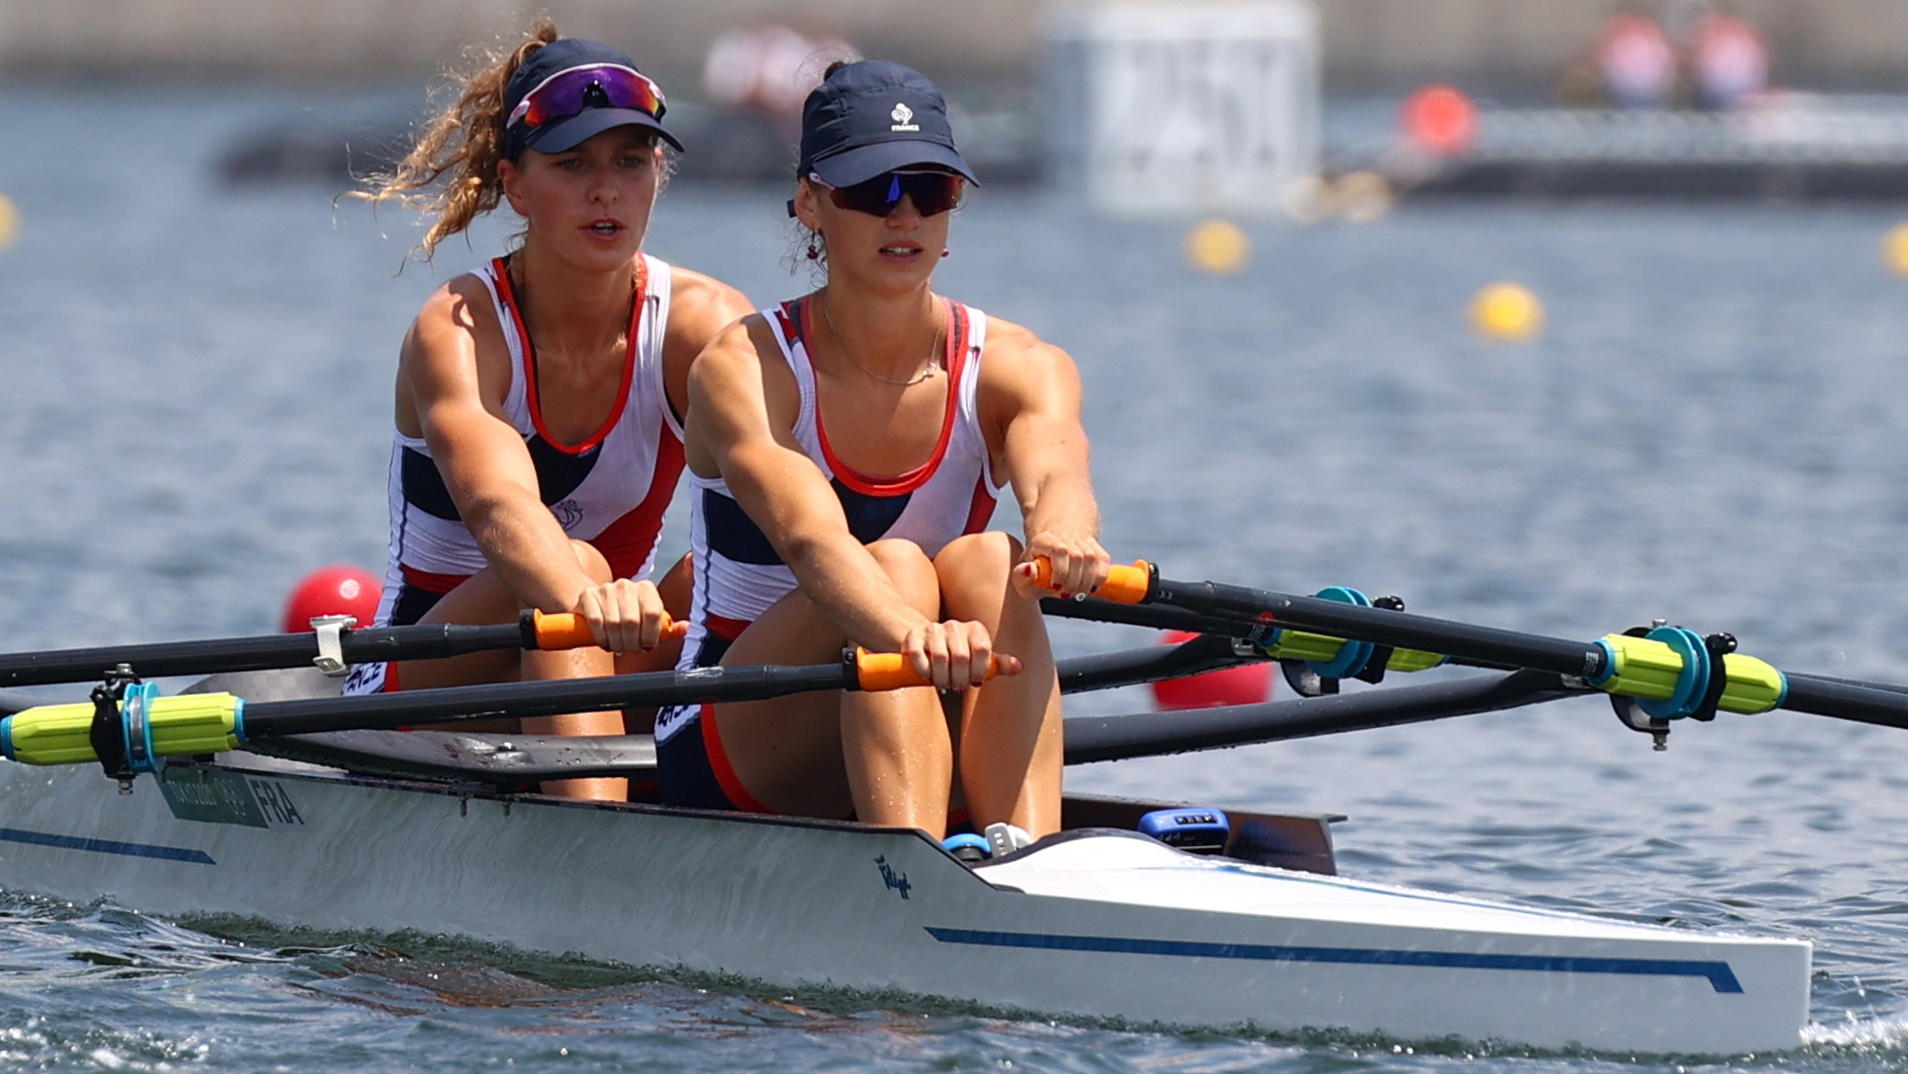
[798,60,977,187]
[503,38,682,159]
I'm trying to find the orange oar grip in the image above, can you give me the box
[854,648,1000,691]
[529,611,687,650]
[1030,557,1152,605]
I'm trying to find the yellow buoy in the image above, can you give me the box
[1884,223,1908,276]
[1470,282,1544,342]
[1184,218,1250,275]
[0,194,17,251]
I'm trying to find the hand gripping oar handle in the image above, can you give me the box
[521,610,689,649]
[852,649,1002,691]
[0,646,988,769]
[1029,558,1155,603]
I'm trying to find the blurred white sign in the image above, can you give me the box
[1044,0,1319,218]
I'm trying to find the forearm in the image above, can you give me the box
[1020,468,1100,545]
[781,529,933,652]
[464,492,596,611]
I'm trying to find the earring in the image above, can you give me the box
[940,249,950,259]
[807,239,821,261]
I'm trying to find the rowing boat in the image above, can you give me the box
[0,654,1811,1054]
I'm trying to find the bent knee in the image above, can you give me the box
[568,539,614,583]
[935,531,1019,581]
[866,539,939,613]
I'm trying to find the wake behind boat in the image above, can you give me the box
[0,554,1838,1058]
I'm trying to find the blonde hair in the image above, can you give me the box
[351,19,557,262]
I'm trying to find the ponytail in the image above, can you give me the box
[349,19,557,261]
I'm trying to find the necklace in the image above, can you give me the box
[816,295,942,387]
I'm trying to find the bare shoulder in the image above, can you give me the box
[665,264,753,344]
[977,313,1080,392]
[689,314,791,395]
[407,272,498,361]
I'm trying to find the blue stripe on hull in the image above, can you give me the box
[0,827,216,865]
[924,927,1743,993]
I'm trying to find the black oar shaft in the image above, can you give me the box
[0,622,532,688]
[1056,635,1255,694]
[1063,670,1573,764]
[244,661,856,737]
[1779,673,1908,730]
[1042,597,1253,639]
[1153,578,1604,679]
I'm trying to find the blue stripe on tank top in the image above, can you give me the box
[701,487,784,565]
[526,435,601,503]
[401,446,463,521]
[402,436,605,524]
[833,478,913,544]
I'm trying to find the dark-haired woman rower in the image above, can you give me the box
[345,22,751,801]
[657,60,1109,841]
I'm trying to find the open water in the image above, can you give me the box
[6,85,1908,1071]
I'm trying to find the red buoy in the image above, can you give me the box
[1400,84,1478,157]
[281,564,381,633]
[1149,630,1274,710]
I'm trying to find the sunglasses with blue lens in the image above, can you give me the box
[815,170,966,217]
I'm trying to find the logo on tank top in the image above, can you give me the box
[890,103,919,132]
[552,499,585,529]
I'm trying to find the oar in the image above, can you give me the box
[1041,595,1508,674]
[1056,633,1265,694]
[1048,559,1908,728]
[255,668,1579,784]
[1063,669,1573,764]
[0,648,985,770]
[0,611,683,688]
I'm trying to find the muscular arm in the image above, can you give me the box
[659,266,753,424]
[401,280,595,613]
[982,322,1108,598]
[686,319,935,654]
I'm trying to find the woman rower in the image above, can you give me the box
[657,60,1109,842]
[344,23,751,802]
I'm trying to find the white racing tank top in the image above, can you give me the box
[342,253,683,695]
[653,297,1002,745]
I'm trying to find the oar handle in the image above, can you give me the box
[1030,557,1153,603]
[853,649,1001,691]
[524,611,688,650]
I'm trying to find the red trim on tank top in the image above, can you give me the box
[704,613,751,641]
[400,564,470,594]
[773,302,802,346]
[699,704,774,813]
[491,256,646,455]
[806,297,968,497]
[587,425,685,580]
[962,473,997,536]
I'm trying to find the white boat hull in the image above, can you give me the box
[0,757,1809,1053]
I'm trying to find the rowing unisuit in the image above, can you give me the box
[342,253,684,695]
[652,297,1001,749]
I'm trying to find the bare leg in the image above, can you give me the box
[840,542,954,835]
[711,540,955,836]
[936,532,1063,838]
